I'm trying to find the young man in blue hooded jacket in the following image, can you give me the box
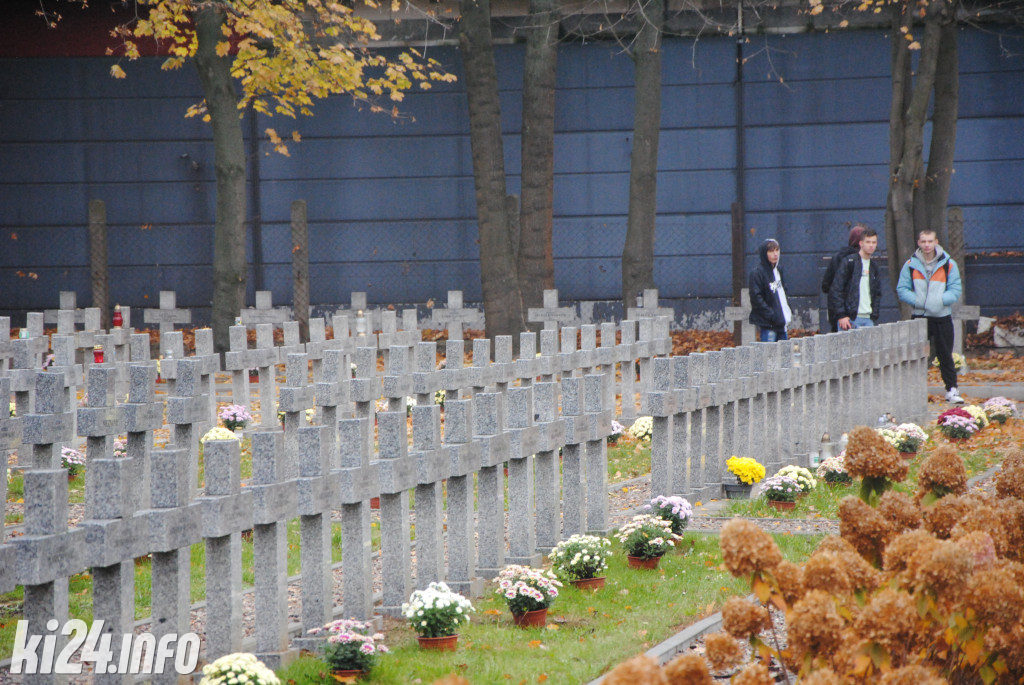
[748,238,791,342]
[896,229,964,403]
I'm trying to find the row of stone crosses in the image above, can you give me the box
[0,284,930,684]
[0,285,682,682]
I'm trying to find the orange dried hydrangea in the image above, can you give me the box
[603,654,668,685]
[878,665,946,685]
[838,496,894,566]
[813,539,883,592]
[922,494,971,539]
[802,551,852,595]
[854,588,918,655]
[800,668,841,685]
[772,559,806,606]
[662,653,713,685]
[912,538,972,600]
[787,590,844,661]
[731,663,773,685]
[844,425,909,482]
[878,490,922,533]
[916,445,968,502]
[703,632,744,672]
[994,456,1024,500]
[951,500,1012,557]
[963,566,1024,631]
[721,597,771,639]
[719,519,782,577]
[884,529,939,576]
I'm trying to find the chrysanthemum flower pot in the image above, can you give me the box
[569,576,606,591]
[627,555,662,570]
[417,634,459,651]
[511,608,548,627]
[767,500,796,511]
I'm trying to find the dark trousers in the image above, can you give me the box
[916,315,957,390]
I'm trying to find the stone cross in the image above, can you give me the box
[725,289,757,345]
[296,426,336,636]
[432,290,479,341]
[0,317,14,372]
[626,288,675,325]
[336,291,380,332]
[474,390,507,577]
[166,357,208,498]
[197,437,250,661]
[0,376,19,591]
[304,317,331,381]
[951,302,980,357]
[15,370,84,683]
[506,385,542,565]
[249,431,298,667]
[253,324,281,429]
[240,291,291,328]
[441,395,483,597]
[224,324,254,412]
[409,370,447,588]
[193,328,221,430]
[560,376,587,536]
[527,289,575,331]
[532,379,563,553]
[377,347,417,616]
[336,418,378,620]
[42,290,84,325]
[78,365,146,685]
[146,440,201,685]
[142,291,191,342]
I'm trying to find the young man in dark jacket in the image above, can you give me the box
[828,228,882,330]
[821,225,866,332]
[748,238,791,342]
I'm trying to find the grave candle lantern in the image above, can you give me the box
[356,309,367,336]
[112,305,123,328]
[93,345,105,364]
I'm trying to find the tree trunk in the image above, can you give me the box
[925,19,959,248]
[517,0,559,322]
[621,0,663,310]
[884,0,953,316]
[194,6,247,353]
[459,0,527,339]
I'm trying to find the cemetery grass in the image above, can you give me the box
[277,532,821,685]
[723,423,1017,520]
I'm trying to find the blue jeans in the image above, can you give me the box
[758,328,788,342]
[851,317,874,329]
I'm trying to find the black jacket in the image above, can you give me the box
[748,241,788,329]
[821,245,859,294]
[828,252,882,322]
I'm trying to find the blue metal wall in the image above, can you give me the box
[1,26,1022,324]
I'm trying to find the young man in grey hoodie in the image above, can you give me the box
[896,229,964,403]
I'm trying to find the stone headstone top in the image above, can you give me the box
[527,289,575,331]
[240,291,291,328]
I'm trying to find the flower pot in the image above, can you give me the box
[369,497,380,510]
[767,500,796,511]
[417,634,458,651]
[946,436,970,444]
[569,576,606,591]
[249,372,260,383]
[722,482,753,500]
[899,450,917,458]
[331,669,365,683]
[627,555,662,570]
[511,608,548,628]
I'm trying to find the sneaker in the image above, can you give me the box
[946,388,965,404]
